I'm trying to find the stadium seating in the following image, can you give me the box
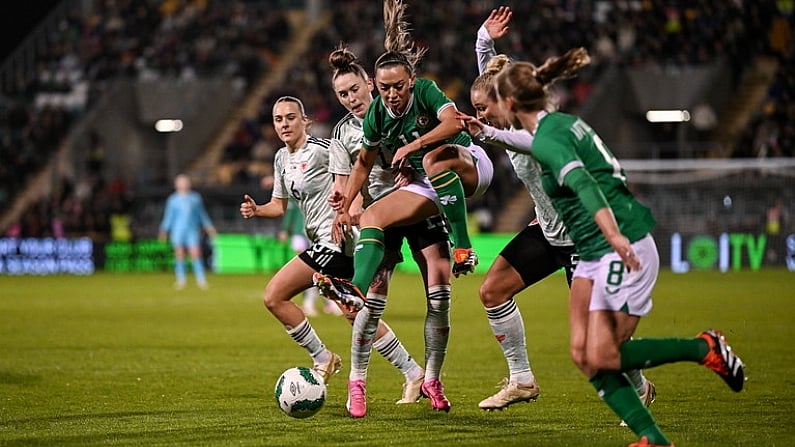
[0,0,788,240]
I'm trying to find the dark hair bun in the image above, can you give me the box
[329,46,357,70]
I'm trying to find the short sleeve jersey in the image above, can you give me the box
[272,136,351,249]
[507,151,572,246]
[160,191,212,235]
[531,112,656,260]
[361,77,471,175]
[475,27,571,247]
[332,112,395,206]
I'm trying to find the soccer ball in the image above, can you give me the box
[274,367,326,418]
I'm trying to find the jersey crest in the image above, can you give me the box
[415,112,431,129]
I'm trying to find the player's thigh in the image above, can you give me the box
[264,257,316,303]
[405,214,451,287]
[414,241,451,287]
[422,144,480,196]
[500,225,565,287]
[359,189,438,228]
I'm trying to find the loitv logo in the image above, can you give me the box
[670,233,769,273]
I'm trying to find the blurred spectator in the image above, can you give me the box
[2,0,293,238]
[1,0,789,240]
[85,129,105,178]
[214,0,784,231]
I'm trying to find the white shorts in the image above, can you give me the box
[466,143,493,199]
[400,176,443,212]
[573,234,659,316]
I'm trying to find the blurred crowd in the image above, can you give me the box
[1,0,791,239]
[734,7,794,158]
[1,0,291,238]
[218,0,785,231]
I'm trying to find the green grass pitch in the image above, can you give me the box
[1,269,793,446]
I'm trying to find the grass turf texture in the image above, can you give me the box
[1,270,793,446]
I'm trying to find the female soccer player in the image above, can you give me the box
[159,173,216,290]
[320,0,493,284]
[326,44,453,417]
[240,96,423,393]
[487,50,745,447]
[315,0,493,414]
[463,7,655,417]
[278,199,341,317]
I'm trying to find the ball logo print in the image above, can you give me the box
[274,367,326,418]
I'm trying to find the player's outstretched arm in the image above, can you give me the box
[240,194,288,219]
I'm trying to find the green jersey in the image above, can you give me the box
[361,77,471,175]
[532,112,655,260]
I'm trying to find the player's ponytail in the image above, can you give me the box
[534,47,590,87]
[375,0,426,74]
[495,47,590,112]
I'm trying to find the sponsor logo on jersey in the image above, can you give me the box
[439,195,457,206]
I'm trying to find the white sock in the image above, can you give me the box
[373,321,423,381]
[485,299,535,384]
[424,285,450,381]
[625,368,648,395]
[349,293,386,381]
[286,318,327,363]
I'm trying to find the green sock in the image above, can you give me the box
[351,227,385,293]
[590,372,670,445]
[620,337,709,371]
[430,170,471,250]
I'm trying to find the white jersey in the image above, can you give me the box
[475,26,572,247]
[332,112,397,206]
[272,136,351,251]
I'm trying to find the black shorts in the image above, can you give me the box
[382,214,450,268]
[298,242,354,279]
[500,223,578,287]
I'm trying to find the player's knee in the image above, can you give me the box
[422,154,440,176]
[358,213,377,228]
[478,280,506,307]
[423,145,458,174]
[262,285,284,311]
[570,346,589,373]
[359,210,391,229]
[262,290,274,310]
[585,349,620,373]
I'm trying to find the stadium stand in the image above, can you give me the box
[0,0,789,240]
